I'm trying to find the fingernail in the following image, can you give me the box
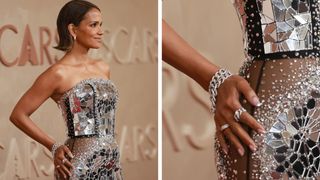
[258,128,266,134]
[249,144,257,152]
[223,148,228,155]
[238,148,244,156]
[252,97,260,106]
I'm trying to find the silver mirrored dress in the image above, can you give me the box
[57,78,122,180]
[215,0,320,179]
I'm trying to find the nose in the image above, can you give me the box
[98,26,103,36]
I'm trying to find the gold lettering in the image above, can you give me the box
[127,27,142,63]
[142,29,157,63]
[133,126,146,160]
[162,64,184,152]
[144,125,157,159]
[0,24,18,67]
[119,126,135,162]
[109,27,129,64]
[18,24,38,66]
[1,138,27,179]
[39,26,53,65]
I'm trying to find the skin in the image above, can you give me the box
[10,8,107,179]
[162,20,266,155]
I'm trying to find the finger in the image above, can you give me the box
[240,111,265,134]
[63,146,74,159]
[237,79,261,106]
[63,158,74,169]
[228,122,257,152]
[60,164,72,177]
[57,167,67,179]
[222,128,245,156]
[217,110,257,152]
[216,131,228,154]
[230,103,266,134]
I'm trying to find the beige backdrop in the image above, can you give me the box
[0,0,157,179]
[163,1,244,180]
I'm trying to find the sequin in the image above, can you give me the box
[57,78,122,180]
[214,1,320,179]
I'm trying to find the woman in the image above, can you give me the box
[163,0,320,179]
[10,1,122,179]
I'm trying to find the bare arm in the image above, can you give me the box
[9,67,74,178]
[162,20,265,155]
[162,20,219,90]
[9,69,60,150]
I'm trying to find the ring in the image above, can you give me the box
[56,165,61,168]
[234,107,247,122]
[220,124,230,131]
[62,158,67,164]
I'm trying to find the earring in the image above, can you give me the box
[73,35,76,41]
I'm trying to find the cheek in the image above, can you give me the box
[78,31,94,42]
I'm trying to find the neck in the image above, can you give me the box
[66,43,90,63]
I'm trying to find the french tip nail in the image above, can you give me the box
[258,129,266,134]
[238,148,244,156]
[256,102,263,107]
[249,144,257,152]
[223,149,228,155]
[252,97,260,106]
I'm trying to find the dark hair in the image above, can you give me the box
[54,0,100,51]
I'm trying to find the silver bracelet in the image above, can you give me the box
[51,142,63,157]
[208,68,233,113]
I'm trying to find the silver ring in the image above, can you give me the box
[56,165,61,168]
[234,107,247,122]
[62,158,67,164]
[220,124,230,131]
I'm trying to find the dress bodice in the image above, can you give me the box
[233,0,320,60]
[58,78,119,138]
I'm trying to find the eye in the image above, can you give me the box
[90,23,98,27]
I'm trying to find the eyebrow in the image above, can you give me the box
[90,21,102,23]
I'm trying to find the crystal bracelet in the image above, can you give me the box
[51,142,63,157]
[208,68,233,113]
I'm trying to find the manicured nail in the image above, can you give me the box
[252,97,261,106]
[258,128,266,134]
[223,148,228,155]
[256,102,263,107]
[249,144,257,152]
[238,148,244,156]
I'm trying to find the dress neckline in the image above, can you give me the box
[57,77,111,104]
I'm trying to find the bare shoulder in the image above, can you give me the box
[94,59,111,78]
[34,63,68,89]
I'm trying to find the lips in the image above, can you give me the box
[94,37,102,42]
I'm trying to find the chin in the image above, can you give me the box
[89,44,102,49]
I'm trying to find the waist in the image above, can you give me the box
[241,57,318,75]
[65,118,115,138]
[64,134,118,151]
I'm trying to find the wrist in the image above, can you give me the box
[208,68,233,113]
[51,142,63,157]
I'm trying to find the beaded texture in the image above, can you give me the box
[214,1,320,179]
[209,68,233,113]
[51,142,63,157]
[57,78,122,180]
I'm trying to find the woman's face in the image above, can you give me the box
[75,8,103,49]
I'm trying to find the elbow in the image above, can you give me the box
[9,111,21,124]
[9,113,17,123]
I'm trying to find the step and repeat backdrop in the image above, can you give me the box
[0,0,157,179]
[163,0,244,180]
